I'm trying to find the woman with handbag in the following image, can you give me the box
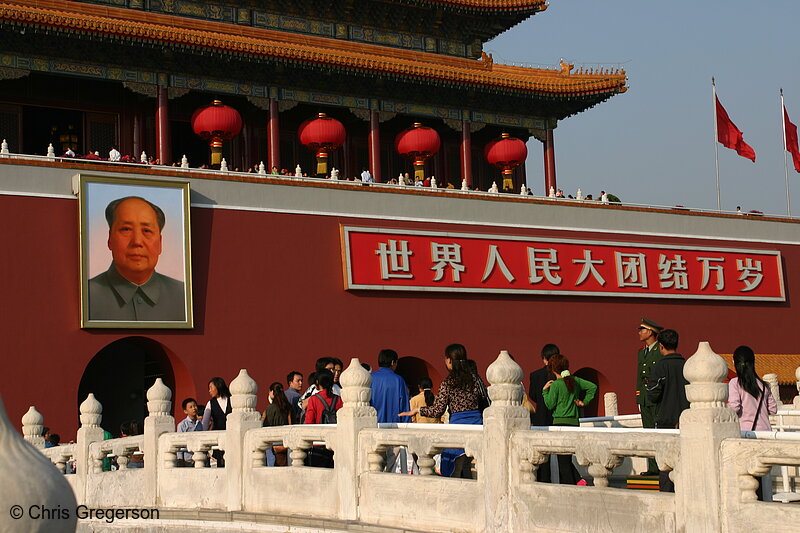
[399,344,486,477]
[727,345,778,500]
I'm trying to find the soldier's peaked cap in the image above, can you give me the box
[640,318,664,333]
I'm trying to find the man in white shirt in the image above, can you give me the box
[360,168,374,183]
[601,191,609,204]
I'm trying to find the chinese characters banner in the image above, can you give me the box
[341,227,785,301]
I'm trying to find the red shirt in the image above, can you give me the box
[304,390,343,424]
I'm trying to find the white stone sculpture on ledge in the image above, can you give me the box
[220,158,229,172]
[47,144,55,158]
[1,396,77,533]
[181,155,189,169]
[461,178,469,191]
[295,164,302,177]
[489,181,499,193]
[258,161,266,175]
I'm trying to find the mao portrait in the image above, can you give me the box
[80,176,193,328]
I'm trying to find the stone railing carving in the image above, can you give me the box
[17,347,800,533]
[41,443,77,474]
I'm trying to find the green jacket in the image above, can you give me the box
[542,376,597,426]
[636,342,661,406]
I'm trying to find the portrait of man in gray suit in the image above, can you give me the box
[88,195,186,322]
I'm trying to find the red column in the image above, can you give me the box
[268,98,280,172]
[369,110,381,182]
[544,129,557,195]
[132,111,141,159]
[155,86,171,165]
[460,120,472,187]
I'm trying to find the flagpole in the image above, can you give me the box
[781,89,792,217]
[712,78,721,211]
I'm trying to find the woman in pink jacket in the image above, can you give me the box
[727,345,778,501]
[727,345,778,432]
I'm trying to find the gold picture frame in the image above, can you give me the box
[79,175,193,328]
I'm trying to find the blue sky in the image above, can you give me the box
[488,1,799,215]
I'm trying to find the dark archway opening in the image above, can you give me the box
[395,356,445,396]
[78,337,175,437]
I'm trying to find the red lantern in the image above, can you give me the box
[298,113,346,177]
[191,100,243,166]
[485,133,528,191]
[395,123,441,181]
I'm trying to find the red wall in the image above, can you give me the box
[4,194,796,438]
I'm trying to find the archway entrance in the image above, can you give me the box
[78,337,175,437]
[395,356,444,396]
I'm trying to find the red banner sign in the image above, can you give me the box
[341,227,785,301]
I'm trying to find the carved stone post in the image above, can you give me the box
[603,392,619,417]
[76,394,105,504]
[763,373,782,407]
[793,366,800,409]
[144,378,174,506]
[0,396,77,533]
[677,342,740,533]
[21,406,45,448]
[226,369,261,511]
[484,351,529,532]
[336,358,377,520]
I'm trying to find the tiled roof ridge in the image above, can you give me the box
[0,0,626,97]
[400,0,547,12]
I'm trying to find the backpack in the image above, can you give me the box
[314,393,339,424]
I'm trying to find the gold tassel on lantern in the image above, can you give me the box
[210,138,223,166]
[316,150,329,177]
[414,158,426,181]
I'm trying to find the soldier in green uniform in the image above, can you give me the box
[635,317,663,475]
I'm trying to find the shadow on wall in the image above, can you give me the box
[574,367,611,417]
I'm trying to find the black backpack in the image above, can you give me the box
[314,393,339,424]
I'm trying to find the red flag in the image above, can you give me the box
[784,105,800,173]
[715,95,756,162]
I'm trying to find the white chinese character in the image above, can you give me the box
[573,249,606,286]
[736,258,763,292]
[527,248,562,285]
[615,252,648,288]
[481,245,515,283]
[375,240,414,279]
[658,254,689,290]
[698,257,725,290]
[430,242,465,282]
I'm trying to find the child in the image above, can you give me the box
[177,397,204,467]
